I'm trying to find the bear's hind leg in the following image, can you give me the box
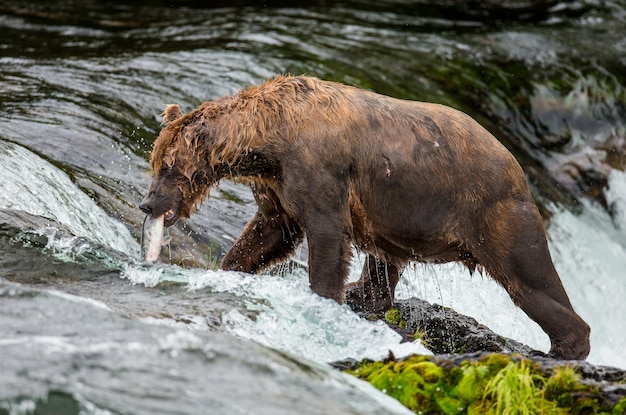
[474,200,590,360]
[346,255,403,313]
[220,209,304,274]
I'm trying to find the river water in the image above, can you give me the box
[1,1,625,413]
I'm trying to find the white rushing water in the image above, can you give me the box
[123,264,430,363]
[0,140,139,256]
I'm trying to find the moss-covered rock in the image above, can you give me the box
[346,353,626,415]
[384,308,407,328]
[336,297,626,414]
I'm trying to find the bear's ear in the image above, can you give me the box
[161,104,183,125]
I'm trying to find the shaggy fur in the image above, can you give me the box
[140,75,590,360]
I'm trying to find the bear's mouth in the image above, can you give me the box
[163,208,178,227]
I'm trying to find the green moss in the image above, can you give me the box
[414,328,427,342]
[544,366,600,413]
[612,398,626,415]
[384,308,402,326]
[482,360,563,414]
[347,354,623,415]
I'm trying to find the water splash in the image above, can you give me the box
[121,264,429,363]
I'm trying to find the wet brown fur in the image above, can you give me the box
[141,75,590,360]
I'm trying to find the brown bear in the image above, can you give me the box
[140,75,590,360]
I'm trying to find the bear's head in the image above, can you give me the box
[139,104,215,227]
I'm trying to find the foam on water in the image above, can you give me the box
[192,268,429,362]
[0,140,139,256]
[122,264,429,363]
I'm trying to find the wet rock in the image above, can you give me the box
[389,298,540,357]
[544,135,626,211]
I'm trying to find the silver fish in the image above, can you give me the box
[142,214,166,262]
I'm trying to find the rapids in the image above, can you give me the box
[1,1,625,413]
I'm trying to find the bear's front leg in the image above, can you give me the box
[220,209,304,274]
[346,254,403,313]
[305,218,352,304]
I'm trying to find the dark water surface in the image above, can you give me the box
[1,1,625,413]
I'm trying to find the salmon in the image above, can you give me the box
[142,214,165,262]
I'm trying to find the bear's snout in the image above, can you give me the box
[139,198,153,215]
